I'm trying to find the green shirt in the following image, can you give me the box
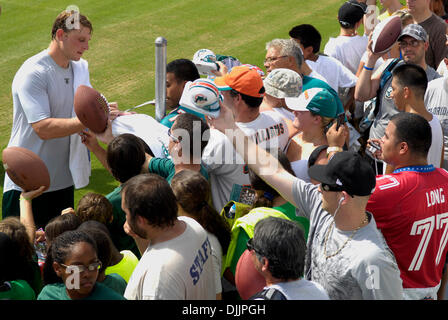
[106,187,141,259]
[101,273,127,296]
[37,282,126,300]
[148,157,209,184]
[0,280,36,300]
[105,250,139,283]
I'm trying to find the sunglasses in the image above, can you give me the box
[320,182,344,193]
[246,238,263,256]
[167,129,180,143]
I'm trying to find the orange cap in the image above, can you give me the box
[213,66,264,98]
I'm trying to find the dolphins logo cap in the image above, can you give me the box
[178,78,222,118]
[308,151,376,197]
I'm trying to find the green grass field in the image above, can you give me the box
[0,0,350,215]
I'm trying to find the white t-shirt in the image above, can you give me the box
[425,77,448,170]
[207,232,223,295]
[268,107,295,122]
[202,128,250,212]
[261,279,330,300]
[236,111,289,152]
[324,35,368,75]
[111,113,169,159]
[124,216,216,300]
[306,55,358,92]
[428,115,444,168]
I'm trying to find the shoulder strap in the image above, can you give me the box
[374,58,401,116]
[249,287,288,300]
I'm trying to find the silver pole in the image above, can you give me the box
[155,37,167,122]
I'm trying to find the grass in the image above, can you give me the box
[0,0,346,215]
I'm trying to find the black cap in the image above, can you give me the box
[308,151,376,196]
[338,0,367,28]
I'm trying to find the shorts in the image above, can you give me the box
[2,186,74,229]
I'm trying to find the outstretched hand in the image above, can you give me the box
[21,186,46,201]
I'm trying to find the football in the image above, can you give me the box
[74,85,110,133]
[2,146,50,192]
[235,249,266,300]
[371,15,402,54]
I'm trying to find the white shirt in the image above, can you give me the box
[124,216,216,300]
[306,55,358,92]
[428,114,444,168]
[324,35,368,75]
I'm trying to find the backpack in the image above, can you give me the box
[249,287,288,300]
[358,58,401,134]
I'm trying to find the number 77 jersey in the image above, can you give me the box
[367,167,448,300]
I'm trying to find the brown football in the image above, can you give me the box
[74,85,109,133]
[2,146,50,192]
[371,15,402,54]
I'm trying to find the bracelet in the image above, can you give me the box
[363,65,374,71]
[19,196,30,201]
[327,146,343,156]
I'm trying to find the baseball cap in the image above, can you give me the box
[284,87,338,118]
[338,0,367,28]
[193,49,217,63]
[263,68,303,99]
[308,151,376,197]
[178,78,223,118]
[397,23,428,42]
[213,66,265,98]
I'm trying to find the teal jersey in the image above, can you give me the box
[148,157,209,184]
[160,106,206,128]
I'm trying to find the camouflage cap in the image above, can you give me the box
[263,68,303,99]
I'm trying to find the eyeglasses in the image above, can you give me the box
[264,55,288,64]
[167,129,180,143]
[60,261,102,273]
[398,40,421,48]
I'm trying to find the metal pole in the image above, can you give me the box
[154,37,167,122]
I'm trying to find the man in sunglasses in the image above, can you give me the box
[209,103,404,299]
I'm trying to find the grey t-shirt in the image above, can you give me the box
[5,50,75,192]
[292,179,403,300]
[369,61,441,140]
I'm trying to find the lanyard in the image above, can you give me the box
[393,165,435,173]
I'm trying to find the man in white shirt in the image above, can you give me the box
[264,38,327,83]
[2,10,92,228]
[122,173,216,300]
[324,0,369,74]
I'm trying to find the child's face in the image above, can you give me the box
[53,242,100,299]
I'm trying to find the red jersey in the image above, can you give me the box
[367,166,448,297]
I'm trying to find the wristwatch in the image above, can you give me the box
[326,146,343,156]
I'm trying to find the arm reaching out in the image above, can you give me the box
[20,186,46,244]
[208,103,298,207]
